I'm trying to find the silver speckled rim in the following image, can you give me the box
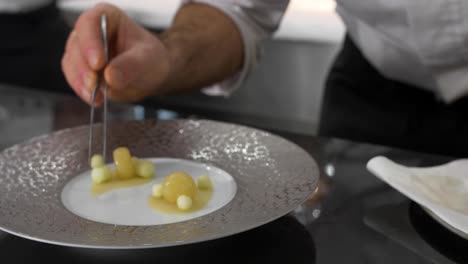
[0,119,319,249]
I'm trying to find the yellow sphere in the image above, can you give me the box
[162,172,197,203]
[113,147,135,179]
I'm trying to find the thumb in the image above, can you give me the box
[104,43,153,90]
[104,46,144,90]
[75,3,124,71]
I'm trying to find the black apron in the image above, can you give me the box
[319,35,468,158]
[0,1,71,93]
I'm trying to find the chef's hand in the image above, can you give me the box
[61,3,172,105]
[62,3,244,106]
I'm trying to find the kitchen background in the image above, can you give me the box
[0,0,345,149]
[59,0,345,134]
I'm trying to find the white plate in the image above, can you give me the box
[367,156,468,238]
[62,158,237,226]
[0,119,319,248]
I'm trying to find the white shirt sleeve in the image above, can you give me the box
[337,0,468,103]
[407,1,468,102]
[180,0,289,96]
[0,0,51,12]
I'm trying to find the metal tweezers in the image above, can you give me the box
[88,14,109,163]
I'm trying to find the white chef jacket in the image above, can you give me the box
[184,0,468,103]
[0,0,51,12]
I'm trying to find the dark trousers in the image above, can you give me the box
[319,36,468,158]
[0,2,71,93]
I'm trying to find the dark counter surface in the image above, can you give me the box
[0,84,461,264]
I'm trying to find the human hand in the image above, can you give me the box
[61,3,173,105]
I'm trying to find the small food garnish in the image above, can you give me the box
[91,147,155,188]
[111,169,119,180]
[136,160,155,178]
[152,184,163,199]
[197,175,213,190]
[90,154,105,169]
[91,166,112,184]
[131,157,140,168]
[113,147,135,180]
[148,172,214,214]
[177,195,193,210]
[162,172,197,203]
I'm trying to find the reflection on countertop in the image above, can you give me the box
[0,86,53,150]
[1,215,316,264]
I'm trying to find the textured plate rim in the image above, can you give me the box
[0,119,320,249]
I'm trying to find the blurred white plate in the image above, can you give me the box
[367,156,468,238]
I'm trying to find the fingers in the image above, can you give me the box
[104,44,149,90]
[74,3,123,71]
[107,86,142,102]
[64,2,168,104]
[107,41,169,86]
[62,31,102,105]
[105,45,149,102]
